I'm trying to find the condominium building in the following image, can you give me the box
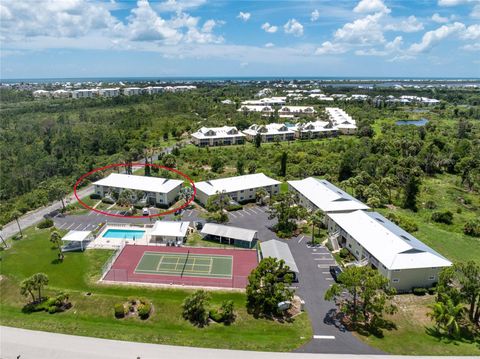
[195,173,281,205]
[191,126,245,147]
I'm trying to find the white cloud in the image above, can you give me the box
[461,24,480,39]
[355,36,403,56]
[154,0,207,12]
[471,4,480,18]
[461,43,480,50]
[408,22,465,53]
[240,61,249,68]
[284,19,304,37]
[353,0,391,14]
[264,42,275,48]
[431,13,450,23]
[311,9,320,21]
[384,16,424,32]
[261,22,278,33]
[438,0,473,6]
[334,12,385,45]
[315,41,347,55]
[237,11,251,22]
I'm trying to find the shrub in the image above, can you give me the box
[89,193,101,200]
[182,290,210,327]
[463,219,480,237]
[138,303,151,320]
[325,242,333,251]
[219,300,236,325]
[428,286,437,295]
[339,248,350,259]
[412,287,427,296]
[102,197,115,204]
[114,303,126,318]
[209,308,222,322]
[424,200,437,210]
[37,218,54,229]
[431,211,453,225]
[226,204,243,211]
[48,306,58,314]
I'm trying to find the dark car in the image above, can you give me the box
[329,265,343,282]
[194,220,205,230]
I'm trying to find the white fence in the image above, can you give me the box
[100,240,126,280]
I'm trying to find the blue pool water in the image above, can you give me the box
[102,229,145,240]
[395,118,429,126]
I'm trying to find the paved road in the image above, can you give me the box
[3,326,468,359]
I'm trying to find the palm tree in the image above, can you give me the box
[50,231,64,261]
[32,273,49,302]
[11,210,23,237]
[428,298,465,337]
[310,210,324,245]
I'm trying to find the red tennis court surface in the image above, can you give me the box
[103,245,258,289]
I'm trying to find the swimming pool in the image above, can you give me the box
[102,229,145,240]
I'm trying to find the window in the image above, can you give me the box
[348,244,352,248]
[394,269,401,272]
[240,190,244,193]
[393,279,399,283]
[355,250,359,255]
[429,276,435,281]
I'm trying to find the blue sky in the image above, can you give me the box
[1,0,479,79]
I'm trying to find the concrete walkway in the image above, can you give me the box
[2,326,471,359]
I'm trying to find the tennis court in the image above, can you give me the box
[103,245,258,289]
[135,251,233,279]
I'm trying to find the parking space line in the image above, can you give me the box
[312,252,330,255]
[325,277,334,281]
[314,258,335,260]
[229,212,237,218]
[236,211,244,217]
[297,235,305,243]
[74,223,83,230]
[249,207,261,214]
[58,223,66,229]
[66,223,75,230]
[322,271,330,274]
[82,224,90,230]
[317,264,331,268]
[313,335,335,340]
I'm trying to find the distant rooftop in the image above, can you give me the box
[196,173,280,196]
[93,173,182,193]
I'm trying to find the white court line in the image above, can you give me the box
[298,235,305,243]
[74,223,83,230]
[229,212,237,218]
[313,335,335,340]
[66,223,75,230]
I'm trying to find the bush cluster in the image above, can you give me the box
[412,287,427,296]
[37,218,54,229]
[138,299,152,320]
[431,211,453,225]
[23,292,71,314]
[102,197,115,204]
[89,193,101,200]
[339,248,350,259]
[463,219,480,237]
[114,303,126,318]
[385,212,418,232]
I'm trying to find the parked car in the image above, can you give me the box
[329,265,343,282]
[194,220,205,230]
[142,208,150,216]
[174,209,184,216]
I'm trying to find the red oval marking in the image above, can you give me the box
[73,163,196,219]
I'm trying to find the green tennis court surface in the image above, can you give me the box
[134,251,233,278]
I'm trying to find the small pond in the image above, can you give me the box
[395,118,429,126]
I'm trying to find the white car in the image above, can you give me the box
[142,208,150,216]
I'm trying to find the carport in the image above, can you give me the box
[200,223,257,248]
[260,239,299,281]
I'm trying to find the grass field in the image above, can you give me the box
[0,227,312,352]
[135,251,233,278]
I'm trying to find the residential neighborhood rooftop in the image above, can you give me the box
[195,173,281,196]
[327,210,452,270]
[288,177,369,212]
[191,126,245,139]
[150,221,190,237]
[93,173,183,193]
[260,239,299,273]
[201,223,257,242]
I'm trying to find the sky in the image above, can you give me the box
[1,0,479,79]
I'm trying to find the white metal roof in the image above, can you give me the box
[201,223,257,242]
[279,106,316,113]
[293,121,338,133]
[62,230,92,242]
[243,123,295,136]
[328,210,452,270]
[191,126,245,139]
[237,105,274,113]
[196,173,281,196]
[93,173,183,193]
[150,221,189,237]
[288,177,369,212]
[260,239,299,273]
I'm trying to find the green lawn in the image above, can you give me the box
[377,173,480,263]
[0,227,312,351]
[357,295,480,356]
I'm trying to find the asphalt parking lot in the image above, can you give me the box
[53,202,380,354]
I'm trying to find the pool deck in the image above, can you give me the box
[88,224,153,249]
